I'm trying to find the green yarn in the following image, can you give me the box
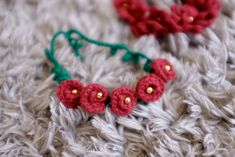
[51,66,72,83]
[45,29,153,83]
[137,100,149,106]
[143,60,153,72]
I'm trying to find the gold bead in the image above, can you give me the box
[124,97,131,104]
[165,65,171,71]
[72,89,78,94]
[188,16,194,23]
[97,92,103,99]
[71,89,78,94]
[146,87,153,94]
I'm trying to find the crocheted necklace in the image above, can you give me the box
[114,0,221,37]
[45,29,176,116]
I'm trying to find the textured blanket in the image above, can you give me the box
[0,0,235,156]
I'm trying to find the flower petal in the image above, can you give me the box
[80,83,108,113]
[136,74,165,102]
[111,86,137,116]
[151,58,176,82]
[57,80,84,108]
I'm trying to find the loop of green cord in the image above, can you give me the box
[45,29,153,83]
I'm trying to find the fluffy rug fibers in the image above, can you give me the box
[0,0,235,157]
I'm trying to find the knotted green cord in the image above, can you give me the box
[45,29,153,83]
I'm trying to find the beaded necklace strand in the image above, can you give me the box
[45,29,176,116]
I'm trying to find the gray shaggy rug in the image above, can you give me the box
[0,0,235,157]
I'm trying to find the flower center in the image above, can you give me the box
[165,65,171,71]
[188,16,194,23]
[146,87,153,94]
[124,97,131,104]
[97,92,103,99]
[71,89,78,94]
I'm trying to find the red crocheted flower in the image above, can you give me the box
[136,74,165,102]
[57,80,84,108]
[184,0,221,28]
[149,7,181,34]
[151,58,176,82]
[171,4,203,33]
[131,17,168,37]
[111,86,137,116]
[114,0,149,23]
[80,83,108,114]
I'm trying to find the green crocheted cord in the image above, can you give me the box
[45,29,153,83]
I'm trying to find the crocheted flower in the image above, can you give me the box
[114,0,149,23]
[148,7,181,35]
[111,86,137,116]
[136,74,164,102]
[129,8,171,37]
[131,7,181,37]
[151,58,176,82]
[80,83,108,114]
[171,5,201,33]
[57,80,84,108]
[184,0,221,29]
[131,19,167,37]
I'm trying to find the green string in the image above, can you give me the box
[45,29,153,83]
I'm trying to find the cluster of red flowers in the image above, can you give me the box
[57,58,176,116]
[114,0,221,37]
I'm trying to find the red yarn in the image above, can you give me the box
[171,5,203,33]
[80,83,108,114]
[151,58,176,82]
[114,0,221,37]
[185,0,221,13]
[136,74,165,102]
[56,58,176,113]
[113,0,149,23]
[185,0,221,27]
[131,8,170,37]
[111,86,137,116]
[57,80,84,108]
